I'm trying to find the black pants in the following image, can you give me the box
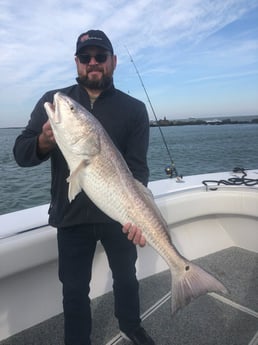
[57,223,141,345]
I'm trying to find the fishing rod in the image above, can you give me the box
[125,46,183,181]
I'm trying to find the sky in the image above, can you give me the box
[1,0,258,127]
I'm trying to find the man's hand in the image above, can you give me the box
[122,223,146,247]
[37,120,56,156]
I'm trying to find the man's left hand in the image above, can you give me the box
[122,223,146,247]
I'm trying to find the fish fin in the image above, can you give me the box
[73,133,101,156]
[170,261,228,315]
[66,160,89,202]
[134,180,158,209]
[134,179,153,197]
[134,179,169,230]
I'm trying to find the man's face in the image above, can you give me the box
[75,46,117,90]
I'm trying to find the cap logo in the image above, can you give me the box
[80,34,102,42]
[80,34,89,42]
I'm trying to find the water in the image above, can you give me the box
[1,124,258,215]
[149,124,258,178]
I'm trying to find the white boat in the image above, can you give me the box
[0,169,257,345]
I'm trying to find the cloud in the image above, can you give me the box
[185,69,258,84]
[0,0,258,126]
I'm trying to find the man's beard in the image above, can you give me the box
[76,74,113,90]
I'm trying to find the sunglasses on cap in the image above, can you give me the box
[77,53,111,64]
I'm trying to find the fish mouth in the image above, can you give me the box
[48,102,55,112]
[44,92,63,123]
[44,100,56,122]
[44,92,73,124]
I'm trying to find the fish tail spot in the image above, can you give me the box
[185,265,190,271]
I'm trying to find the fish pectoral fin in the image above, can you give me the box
[86,133,101,156]
[66,160,89,202]
[67,177,81,202]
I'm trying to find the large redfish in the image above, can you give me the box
[44,92,227,314]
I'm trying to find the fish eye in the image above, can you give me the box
[70,105,74,111]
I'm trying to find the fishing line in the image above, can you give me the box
[125,46,182,181]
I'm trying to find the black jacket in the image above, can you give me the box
[13,84,150,227]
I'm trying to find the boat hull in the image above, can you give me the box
[0,170,257,341]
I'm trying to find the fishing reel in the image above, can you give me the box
[165,165,183,182]
[165,165,174,178]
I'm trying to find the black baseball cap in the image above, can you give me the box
[75,30,114,55]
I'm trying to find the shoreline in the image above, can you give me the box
[150,118,258,127]
[1,117,258,130]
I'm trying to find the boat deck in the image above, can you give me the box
[1,246,257,345]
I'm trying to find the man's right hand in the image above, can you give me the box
[37,120,56,156]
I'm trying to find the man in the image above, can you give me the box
[13,30,155,345]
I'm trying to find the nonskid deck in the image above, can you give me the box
[1,246,257,345]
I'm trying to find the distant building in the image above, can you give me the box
[205,119,223,125]
[158,117,170,126]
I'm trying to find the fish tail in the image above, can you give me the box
[170,261,228,315]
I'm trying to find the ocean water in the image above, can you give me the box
[1,123,258,215]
